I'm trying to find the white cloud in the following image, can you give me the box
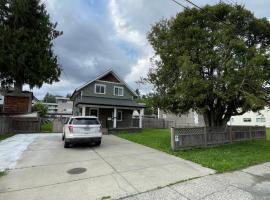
[28,0,270,99]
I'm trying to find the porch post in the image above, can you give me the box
[82,106,86,116]
[139,108,144,128]
[113,107,117,128]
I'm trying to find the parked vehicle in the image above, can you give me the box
[62,116,102,148]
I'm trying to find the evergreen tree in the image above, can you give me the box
[0,0,62,91]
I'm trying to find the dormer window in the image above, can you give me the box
[95,84,106,94]
[114,86,124,96]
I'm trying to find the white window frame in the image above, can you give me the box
[95,84,106,94]
[256,117,266,123]
[114,86,124,96]
[117,110,122,121]
[243,118,252,122]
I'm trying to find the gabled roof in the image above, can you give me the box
[70,69,138,99]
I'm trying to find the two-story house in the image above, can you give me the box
[70,69,145,130]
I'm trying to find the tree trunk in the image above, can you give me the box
[14,82,23,93]
[203,110,227,127]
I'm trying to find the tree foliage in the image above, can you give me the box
[147,3,270,127]
[136,91,158,116]
[32,102,47,117]
[43,92,56,103]
[0,0,62,90]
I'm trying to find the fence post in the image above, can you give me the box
[204,126,207,147]
[249,126,252,139]
[264,126,267,140]
[171,127,176,150]
[229,126,233,143]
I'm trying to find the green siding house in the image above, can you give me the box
[70,69,145,130]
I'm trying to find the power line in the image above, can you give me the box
[223,0,237,5]
[170,0,233,28]
[183,0,232,26]
[170,0,189,9]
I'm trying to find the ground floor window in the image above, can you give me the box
[117,110,122,121]
[85,107,98,117]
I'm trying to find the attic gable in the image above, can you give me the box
[98,72,120,83]
[71,69,138,99]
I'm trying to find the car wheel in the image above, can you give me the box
[95,140,101,146]
[64,140,70,148]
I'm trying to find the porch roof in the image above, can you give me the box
[75,96,146,108]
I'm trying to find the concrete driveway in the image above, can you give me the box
[0,134,214,200]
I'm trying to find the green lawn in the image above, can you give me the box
[0,133,15,141]
[0,171,7,177]
[267,128,270,140]
[116,128,270,173]
[41,122,53,132]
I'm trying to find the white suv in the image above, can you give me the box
[62,116,102,148]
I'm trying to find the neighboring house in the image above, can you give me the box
[43,102,58,114]
[55,97,73,114]
[0,87,33,114]
[42,97,73,117]
[70,69,145,130]
[229,107,270,127]
[158,108,205,127]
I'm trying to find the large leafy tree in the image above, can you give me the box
[148,3,270,127]
[0,0,62,91]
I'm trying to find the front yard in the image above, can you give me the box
[117,128,270,173]
[0,133,15,141]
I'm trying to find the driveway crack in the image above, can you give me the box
[93,148,139,194]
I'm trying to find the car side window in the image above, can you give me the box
[64,118,70,124]
[69,118,73,124]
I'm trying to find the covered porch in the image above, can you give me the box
[76,104,144,131]
[74,96,145,132]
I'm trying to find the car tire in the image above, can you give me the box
[96,140,101,146]
[64,140,70,148]
[62,133,65,141]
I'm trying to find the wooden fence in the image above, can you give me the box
[0,116,40,134]
[142,118,174,129]
[171,126,266,150]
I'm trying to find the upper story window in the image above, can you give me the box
[256,117,265,123]
[243,118,251,122]
[114,86,124,96]
[95,84,106,94]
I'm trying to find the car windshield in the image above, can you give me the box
[71,118,100,125]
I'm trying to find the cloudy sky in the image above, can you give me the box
[27,0,270,99]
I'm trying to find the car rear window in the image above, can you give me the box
[71,118,100,125]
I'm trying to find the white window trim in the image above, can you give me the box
[114,86,124,96]
[256,117,266,123]
[95,84,106,94]
[117,110,122,121]
[243,118,252,122]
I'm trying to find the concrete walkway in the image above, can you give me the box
[0,134,214,200]
[124,162,270,200]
